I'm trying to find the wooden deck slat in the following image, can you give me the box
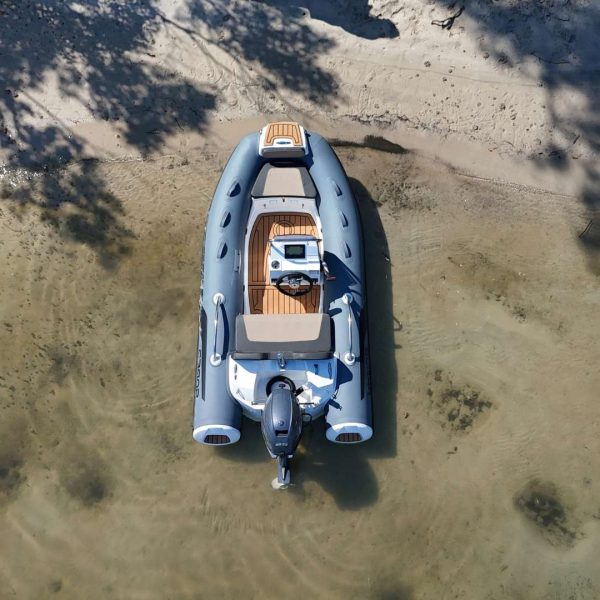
[264,122,302,146]
[248,286,319,315]
[248,212,319,314]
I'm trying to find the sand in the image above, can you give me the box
[1,1,600,599]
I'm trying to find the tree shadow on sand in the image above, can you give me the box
[0,1,216,166]
[0,0,348,269]
[430,0,600,275]
[180,0,340,104]
[254,0,399,40]
[0,1,217,267]
[215,174,397,510]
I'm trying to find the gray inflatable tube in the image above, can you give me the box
[193,130,373,445]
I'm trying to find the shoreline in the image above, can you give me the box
[1,112,591,200]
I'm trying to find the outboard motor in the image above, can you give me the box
[261,376,303,488]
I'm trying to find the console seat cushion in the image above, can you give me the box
[234,313,332,359]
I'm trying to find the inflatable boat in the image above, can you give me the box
[192,122,372,487]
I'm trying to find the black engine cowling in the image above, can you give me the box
[261,376,303,486]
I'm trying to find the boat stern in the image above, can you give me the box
[193,424,241,446]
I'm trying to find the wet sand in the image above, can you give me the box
[1,136,599,599]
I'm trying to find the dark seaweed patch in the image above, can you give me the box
[47,346,80,385]
[515,480,579,546]
[0,423,29,503]
[62,460,111,507]
[429,371,492,431]
[440,386,492,430]
[0,455,25,498]
[447,251,528,322]
[511,304,527,322]
[158,429,184,461]
[375,179,434,214]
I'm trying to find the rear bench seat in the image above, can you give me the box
[234,313,332,360]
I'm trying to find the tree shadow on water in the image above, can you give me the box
[10,159,136,270]
[1,159,136,269]
[430,0,600,275]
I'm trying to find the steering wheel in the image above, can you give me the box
[275,272,314,297]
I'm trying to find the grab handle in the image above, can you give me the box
[342,293,356,365]
[210,293,225,366]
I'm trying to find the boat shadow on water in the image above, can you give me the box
[217,177,398,509]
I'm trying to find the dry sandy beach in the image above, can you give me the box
[1,1,600,599]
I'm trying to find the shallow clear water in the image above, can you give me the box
[1,145,599,599]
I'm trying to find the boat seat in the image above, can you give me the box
[234,313,332,360]
[251,164,317,198]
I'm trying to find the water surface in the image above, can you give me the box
[1,145,599,599]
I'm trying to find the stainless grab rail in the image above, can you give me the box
[210,293,225,366]
[342,293,356,365]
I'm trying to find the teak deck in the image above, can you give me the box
[263,122,302,146]
[248,213,320,314]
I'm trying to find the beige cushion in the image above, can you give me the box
[251,165,317,198]
[263,168,304,197]
[234,313,332,358]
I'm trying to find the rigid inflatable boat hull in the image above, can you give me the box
[193,130,372,446]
